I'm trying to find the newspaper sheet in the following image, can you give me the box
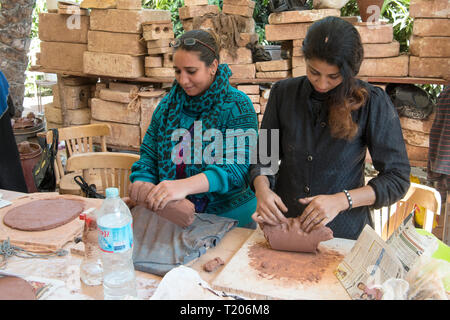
[335,213,436,300]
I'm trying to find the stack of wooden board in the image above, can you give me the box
[178,0,220,32]
[44,84,63,129]
[220,0,257,79]
[45,76,96,129]
[82,2,170,78]
[408,0,450,80]
[265,9,340,78]
[356,22,409,77]
[256,60,292,79]
[400,113,436,168]
[90,81,166,149]
[38,11,89,73]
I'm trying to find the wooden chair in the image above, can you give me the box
[373,182,442,240]
[45,123,111,195]
[65,152,140,198]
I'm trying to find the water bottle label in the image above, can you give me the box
[98,222,133,253]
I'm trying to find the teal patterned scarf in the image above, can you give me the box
[157,64,232,181]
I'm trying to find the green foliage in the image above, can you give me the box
[30,0,46,40]
[341,0,360,17]
[253,0,271,44]
[418,84,444,104]
[382,0,413,52]
[142,0,273,43]
[142,0,184,37]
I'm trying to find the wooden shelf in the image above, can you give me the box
[359,76,448,85]
[30,66,449,85]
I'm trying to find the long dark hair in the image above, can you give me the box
[302,16,368,141]
[175,29,219,66]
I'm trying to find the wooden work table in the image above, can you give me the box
[0,189,254,300]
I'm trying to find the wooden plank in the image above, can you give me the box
[90,8,171,33]
[40,42,87,73]
[91,98,140,125]
[83,51,145,78]
[0,193,103,253]
[268,8,340,24]
[39,13,89,43]
[212,227,354,300]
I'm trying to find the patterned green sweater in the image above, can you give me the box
[130,64,258,226]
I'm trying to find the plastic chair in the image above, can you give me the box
[65,152,140,198]
[45,123,111,195]
[373,182,442,240]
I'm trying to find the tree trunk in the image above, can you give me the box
[0,0,36,117]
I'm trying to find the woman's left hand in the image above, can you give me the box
[297,193,348,233]
[146,180,189,212]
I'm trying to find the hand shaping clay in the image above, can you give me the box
[0,276,36,300]
[3,198,85,231]
[155,199,195,228]
[261,217,333,253]
[203,257,225,273]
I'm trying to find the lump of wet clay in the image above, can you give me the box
[0,276,36,300]
[203,257,225,273]
[261,217,333,253]
[156,198,195,228]
[3,198,85,231]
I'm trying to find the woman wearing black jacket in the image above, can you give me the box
[250,17,411,240]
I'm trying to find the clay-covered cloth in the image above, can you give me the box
[131,205,237,276]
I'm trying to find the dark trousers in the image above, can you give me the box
[0,111,28,192]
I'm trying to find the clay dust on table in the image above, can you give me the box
[248,241,344,284]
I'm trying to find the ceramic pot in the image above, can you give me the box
[357,0,385,22]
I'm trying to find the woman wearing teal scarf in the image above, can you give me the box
[129,30,258,228]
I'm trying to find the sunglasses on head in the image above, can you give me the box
[169,38,216,56]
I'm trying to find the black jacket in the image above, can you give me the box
[250,76,411,239]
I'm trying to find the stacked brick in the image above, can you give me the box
[91,81,166,149]
[82,1,170,78]
[256,59,292,79]
[45,76,95,129]
[265,9,341,77]
[38,11,89,73]
[400,114,436,168]
[221,0,257,79]
[356,22,409,77]
[178,0,220,32]
[408,0,450,80]
[143,20,175,78]
[179,0,258,80]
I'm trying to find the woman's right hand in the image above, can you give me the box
[128,180,156,207]
[252,186,289,226]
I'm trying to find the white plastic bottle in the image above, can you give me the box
[97,187,137,300]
